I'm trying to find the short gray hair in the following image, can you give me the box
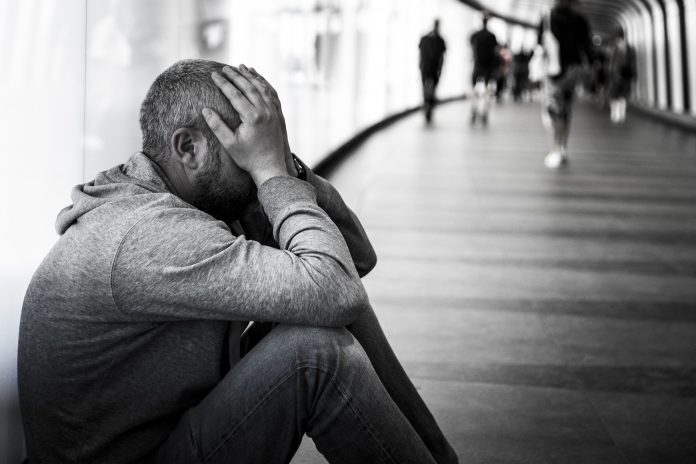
[139,59,241,166]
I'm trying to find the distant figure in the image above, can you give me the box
[419,19,447,124]
[591,35,608,105]
[539,0,594,168]
[470,13,498,126]
[512,49,533,101]
[495,43,513,102]
[607,27,635,123]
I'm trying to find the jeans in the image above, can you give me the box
[150,324,440,464]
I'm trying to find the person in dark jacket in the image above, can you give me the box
[470,13,498,125]
[607,27,636,123]
[538,0,594,168]
[419,19,447,123]
[512,49,533,101]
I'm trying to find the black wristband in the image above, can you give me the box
[292,154,307,181]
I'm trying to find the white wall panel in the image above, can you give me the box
[646,0,669,109]
[640,4,657,105]
[665,0,684,112]
[0,1,87,462]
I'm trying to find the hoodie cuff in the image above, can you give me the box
[257,175,318,226]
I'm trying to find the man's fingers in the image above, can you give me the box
[243,65,281,110]
[248,67,279,99]
[202,108,235,148]
[221,66,266,110]
[211,72,256,118]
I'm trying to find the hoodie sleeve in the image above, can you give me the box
[111,175,369,326]
[238,157,377,277]
[304,162,377,277]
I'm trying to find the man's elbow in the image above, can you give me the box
[356,247,378,278]
[334,282,370,327]
[318,276,369,327]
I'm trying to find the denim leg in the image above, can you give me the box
[151,325,436,464]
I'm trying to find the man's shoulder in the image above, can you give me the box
[57,190,209,256]
[115,194,226,245]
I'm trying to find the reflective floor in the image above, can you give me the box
[292,99,696,463]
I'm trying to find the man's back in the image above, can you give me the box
[419,32,446,75]
[547,5,593,72]
[470,28,498,67]
[18,153,234,462]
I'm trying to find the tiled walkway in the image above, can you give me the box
[292,99,696,464]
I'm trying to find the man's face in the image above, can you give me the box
[190,138,256,223]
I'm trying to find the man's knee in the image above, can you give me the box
[272,325,368,374]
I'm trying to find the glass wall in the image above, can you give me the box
[83,0,481,174]
[0,1,87,458]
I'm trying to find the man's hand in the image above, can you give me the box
[202,65,288,186]
[246,66,298,177]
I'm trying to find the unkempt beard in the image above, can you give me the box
[191,146,256,224]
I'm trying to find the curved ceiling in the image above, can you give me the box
[458,0,642,37]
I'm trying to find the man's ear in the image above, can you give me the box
[171,127,203,170]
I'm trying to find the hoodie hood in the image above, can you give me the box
[56,153,175,235]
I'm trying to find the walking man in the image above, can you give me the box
[539,0,595,168]
[469,13,499,126]
[607,27,636,123]
[419,19,447,124]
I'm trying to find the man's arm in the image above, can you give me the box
[238,65,376,278]
[236,161,376,278]
[303,162,377,277]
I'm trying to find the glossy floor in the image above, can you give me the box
[291,99,696,463]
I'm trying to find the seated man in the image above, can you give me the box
[18,60,458,464]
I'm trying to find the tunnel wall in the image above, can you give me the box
[621,0,696,117]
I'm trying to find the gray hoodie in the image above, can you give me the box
[18,152,376,463]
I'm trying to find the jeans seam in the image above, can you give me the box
[202,365,297,463]
[202,362,331,463]
[328,371,398,464]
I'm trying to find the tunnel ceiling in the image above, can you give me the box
[462,0,635,37]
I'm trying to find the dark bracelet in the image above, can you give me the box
[291,154,307,181]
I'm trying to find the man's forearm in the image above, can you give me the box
[240,158,377,277]
[347,305,458,464]
[303,166,377,277]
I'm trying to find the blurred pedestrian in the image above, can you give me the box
[419,19,447,124]
[539,0,594,168]
[496,43,513,102]
[591,35,608,106]
[607,27,636,123]
[469,12,498,126]
[512,48,533,101]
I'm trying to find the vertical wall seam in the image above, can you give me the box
[675,0,690,112]
[82,0,88,182]
[656,0,673,109]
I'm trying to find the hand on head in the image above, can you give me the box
[203,65,294,186]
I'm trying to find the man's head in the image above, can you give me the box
[482,12,490,29]
[140,59,255,222]
[433,19,440,33]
